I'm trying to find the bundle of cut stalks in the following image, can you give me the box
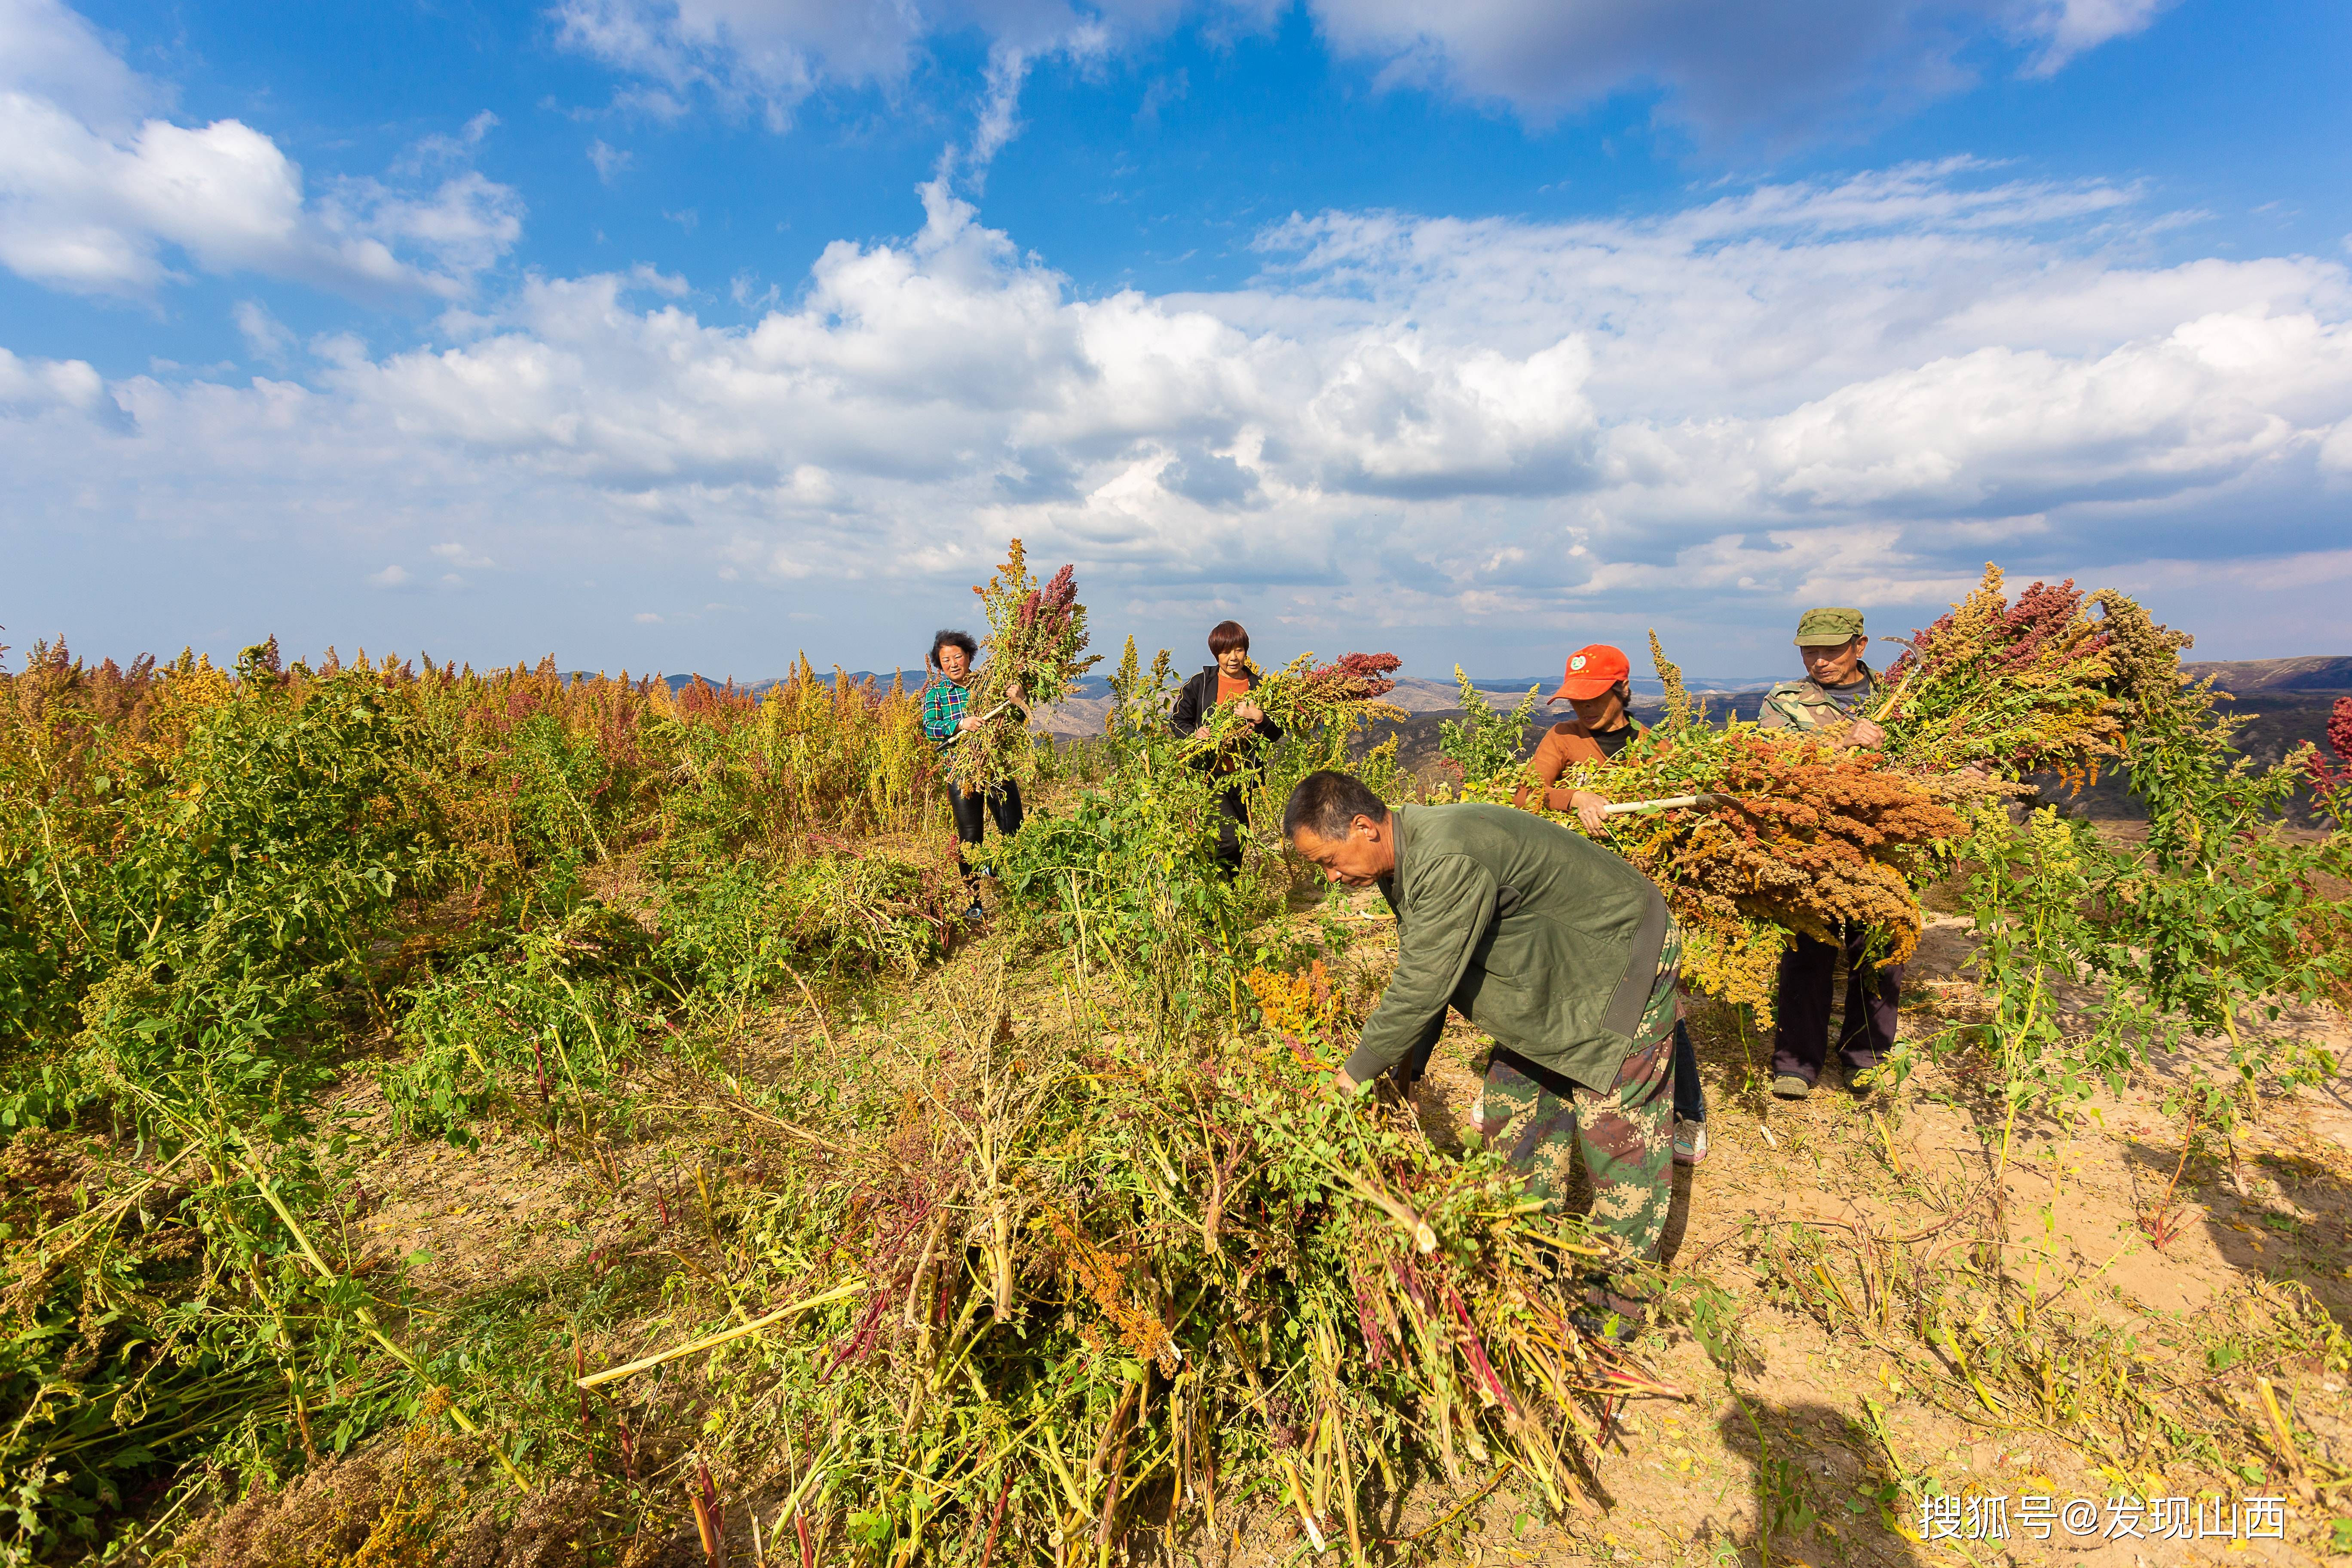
[1462,570,2203,1016]
[959,539,1099,790]
[597,1003,1671,1562]
[1185,650,1407,766]
[1879,565,2123,787]
[1463,632,2005,1016]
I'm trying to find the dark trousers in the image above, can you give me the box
[1212,782,1248,879]
[1773,927,1902,1086]
[950,781,1022,883]
[1672,1019,1704,1124]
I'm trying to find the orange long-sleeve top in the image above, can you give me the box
[1511,719,1642,812]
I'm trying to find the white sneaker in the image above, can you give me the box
[1672,1117,1709,1167]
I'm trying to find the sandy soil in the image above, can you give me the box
[1358,897,2352,1568]
[332,871,2352,1568]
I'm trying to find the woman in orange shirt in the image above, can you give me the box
[1169,620,1284,878]
[1514,644,1709,1166]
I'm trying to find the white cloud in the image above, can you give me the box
[954,42,1033,182]
[2323,420,2352,480]
[588,138,633,183]
[554,0,1233,126]
[1744,312,2349,511]
[233,300,297,364]
[0,0,153,130]
[554,0,2167,144]
[2016,0,2171,76]
[432,540,497,568]
[7,162,2351,665]
[0,0,523,300]
[369,564,412,587]
[0,346,107,413]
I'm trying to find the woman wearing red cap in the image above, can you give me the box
[1513,644,1710,1166]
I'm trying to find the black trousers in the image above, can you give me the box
[1772,927,1902,1086]
[1212,782,1248,878]
[1672,1019,1705,1124]
[950,780,1022,882]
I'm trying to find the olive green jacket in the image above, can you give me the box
[1343,803,1670,1095]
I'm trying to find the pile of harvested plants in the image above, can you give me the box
[606,986,1670,1565]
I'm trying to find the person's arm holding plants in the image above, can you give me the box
[1181,623,1278,743]
[1516,730,1610,832]
[1330,855,1494,1095]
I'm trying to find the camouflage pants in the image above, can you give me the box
[1477,925,1681,1263]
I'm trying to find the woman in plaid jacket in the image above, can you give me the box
[920,630,1024,922]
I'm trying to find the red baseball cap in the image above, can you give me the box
[1548,644,1630,702]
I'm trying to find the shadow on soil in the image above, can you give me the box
[1710,1397,1931,1568]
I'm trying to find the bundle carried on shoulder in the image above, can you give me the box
[1874,567,2123,786]
[1460,565,2193,1018]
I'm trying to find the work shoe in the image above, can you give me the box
[1843,1061,1882,1094]
[1672,1117,1709,1167]
[1771,1072,1812,1100]
[1572,1307,1644,1347]
[961,898,986,924]
[1572,1278,1652,1346]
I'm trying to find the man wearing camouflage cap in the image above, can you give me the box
[1758,608,1886,747]
[1759,607,1898,1097]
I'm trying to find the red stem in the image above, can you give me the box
[979,1471,1012,1568]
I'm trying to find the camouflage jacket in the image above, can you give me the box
[1758,664,1876,732]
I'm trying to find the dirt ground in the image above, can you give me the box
[328,865,2352,1568]
[1356,893,2352,1568]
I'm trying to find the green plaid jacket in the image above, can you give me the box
[921,675,970,748]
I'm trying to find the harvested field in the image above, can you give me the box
[5,579,2350,1566]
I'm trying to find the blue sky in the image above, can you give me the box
[4,0,2349,683]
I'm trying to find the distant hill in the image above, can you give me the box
[2181,655,2352,694]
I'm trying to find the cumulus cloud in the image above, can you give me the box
[0,0,523,300]
[6,162,2350,664]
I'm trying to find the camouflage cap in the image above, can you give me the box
[1793,607,1866,646]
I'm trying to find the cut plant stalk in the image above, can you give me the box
[1599,793,1740,817]
[577,1281,868,1388]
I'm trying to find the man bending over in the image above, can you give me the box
[1283,771,1683,1297]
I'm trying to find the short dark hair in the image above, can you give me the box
[1207,620,1250,657]
[1283,770,1389,842]
[930,629,979,669]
